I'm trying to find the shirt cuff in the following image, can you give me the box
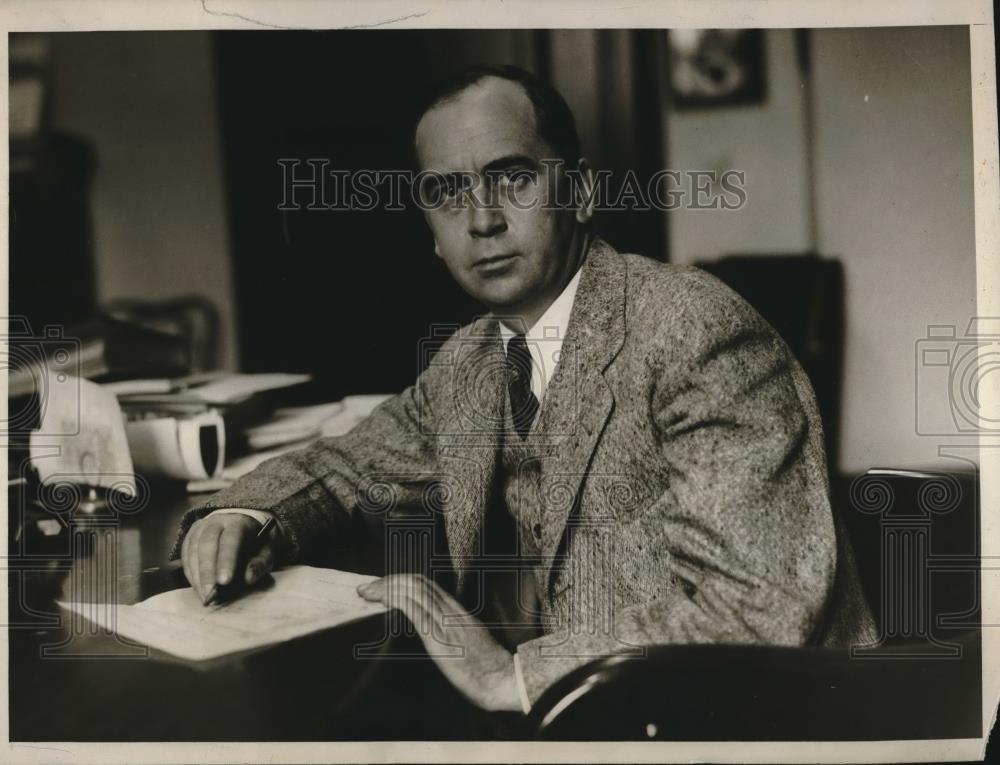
[209,508,274,526]
[513,651,532,714]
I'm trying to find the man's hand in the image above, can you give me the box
[358,574,522,713]
[180,512,279,604]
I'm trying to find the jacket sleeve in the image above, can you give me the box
[168,364,442,566]
[515,272,839,704]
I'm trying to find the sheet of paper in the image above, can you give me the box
[102,378,174,396]
[186,441,311,492]
[185,394,392,491]
[187,372,312,405]
[319,394,394,437]
[57,565,387,662]
[244,401,345,449]
[30,372,138,496]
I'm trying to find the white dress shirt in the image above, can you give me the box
[497,265,583,405]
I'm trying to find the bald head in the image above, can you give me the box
[413,64,581,169]
[415,76,551,174]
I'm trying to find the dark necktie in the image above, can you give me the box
[506,333,540,439]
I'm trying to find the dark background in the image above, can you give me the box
[209,30,667,394]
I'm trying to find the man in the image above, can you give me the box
[173,64,875,714]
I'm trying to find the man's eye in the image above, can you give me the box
[445,175,477,199]
[418,177,451,207]
[500,169,536,187]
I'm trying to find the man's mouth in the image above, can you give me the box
[473,253,518,272]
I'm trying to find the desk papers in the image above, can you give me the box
[58,566,387,662]
[185,372,312,405]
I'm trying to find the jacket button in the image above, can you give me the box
[532,523,543,538]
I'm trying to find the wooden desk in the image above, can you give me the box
[7,483,511,741]
[7,474,984,742]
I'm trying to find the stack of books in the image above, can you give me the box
[7,315,190,400]
[104,373,391,492]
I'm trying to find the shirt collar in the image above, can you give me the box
[498,265,584,349]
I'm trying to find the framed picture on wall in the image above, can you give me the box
[667,28,766,108]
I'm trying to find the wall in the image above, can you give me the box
[666,28,814,257]
[811,26,976,473]
[47,32,239,370]
[664,26,976,474]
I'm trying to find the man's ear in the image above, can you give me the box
[573,158,596,225]
[433,238,442,258]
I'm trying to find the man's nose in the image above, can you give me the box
[466,188,508,239]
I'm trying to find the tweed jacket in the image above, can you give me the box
[171,238,876,704]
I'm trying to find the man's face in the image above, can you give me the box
[415,77,582,319]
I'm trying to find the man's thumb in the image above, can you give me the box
[244,545,274,585]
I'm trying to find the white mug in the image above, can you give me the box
[124,410,225,481]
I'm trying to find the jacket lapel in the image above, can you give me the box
[438,318,504,592]
[535,239,627,582]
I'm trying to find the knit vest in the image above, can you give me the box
[477,390,553,649]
